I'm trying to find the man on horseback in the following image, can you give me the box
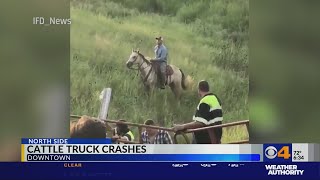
[150,36,168,89]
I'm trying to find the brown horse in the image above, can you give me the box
[126,49,192,98]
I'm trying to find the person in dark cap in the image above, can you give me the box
[173,80,223,144]
[112,120,135,143]
[150,36,168,89]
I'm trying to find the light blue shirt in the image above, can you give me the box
[154,44,168,62]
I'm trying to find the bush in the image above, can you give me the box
[108,0,191,15]
[176,2,207,23]
[220,0,249,33]
[211,41,248,74]
[72,0,138,18]
[190,19,223,39]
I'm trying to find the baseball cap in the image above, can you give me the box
[155,36,164,41]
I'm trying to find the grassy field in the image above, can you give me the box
[70,0,249,143]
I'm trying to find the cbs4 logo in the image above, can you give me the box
[265,146,291,160]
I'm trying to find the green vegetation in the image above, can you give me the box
[70,0,249,143]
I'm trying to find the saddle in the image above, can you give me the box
[151,62,173,76]
[151,61,174,85]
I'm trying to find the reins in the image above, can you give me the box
[128,53,153,84]
[128,56,144,70]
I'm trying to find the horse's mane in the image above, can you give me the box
[133,50,151,64]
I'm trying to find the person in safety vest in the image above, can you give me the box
[112,120,135,143]
[173,80,223,144]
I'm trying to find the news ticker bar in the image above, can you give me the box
[21,139,320,162]
[2,162,320,180]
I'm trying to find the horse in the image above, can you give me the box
[126,49,192,98]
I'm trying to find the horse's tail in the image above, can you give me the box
[179,69,193,90]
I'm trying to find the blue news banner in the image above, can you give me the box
[21,138,259,162]
[5,138,317,180]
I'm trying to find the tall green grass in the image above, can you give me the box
[70,0,249,143]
